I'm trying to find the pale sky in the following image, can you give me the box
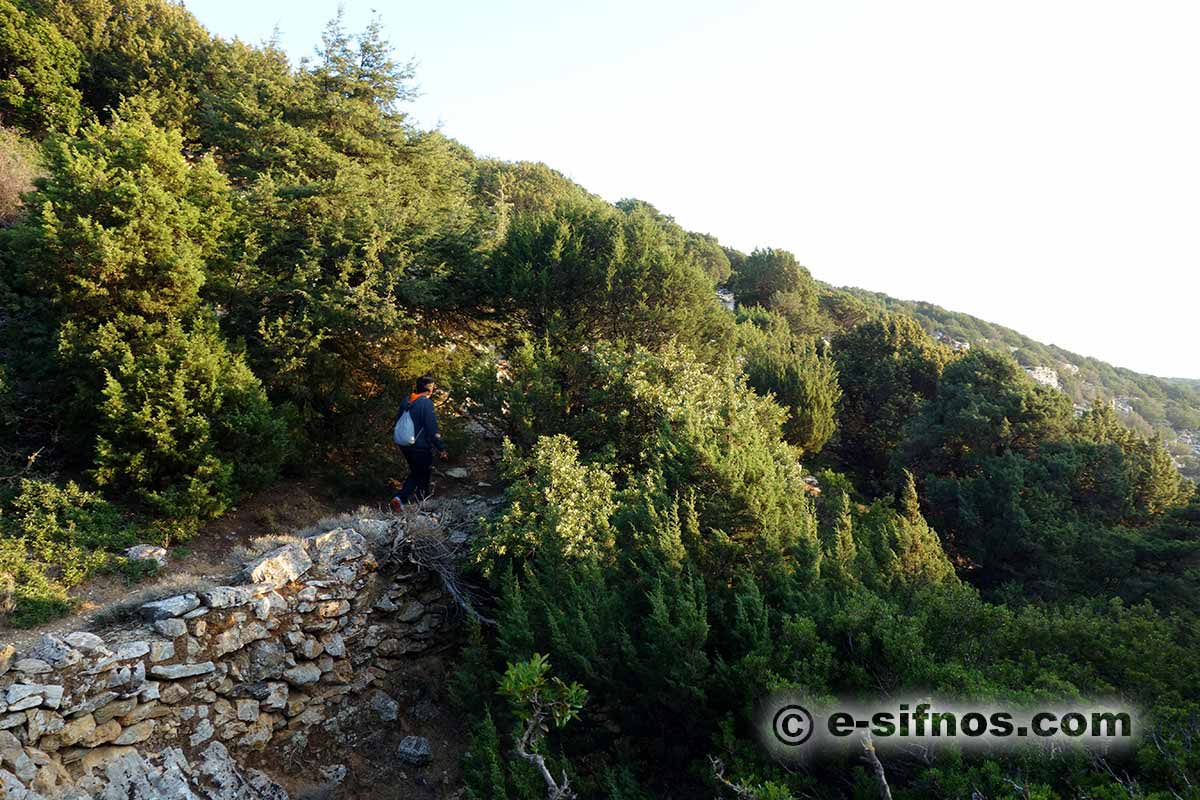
[183,0,1200,379]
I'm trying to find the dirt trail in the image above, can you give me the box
[0,443,503,651]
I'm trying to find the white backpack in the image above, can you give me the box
[393,409,416,446]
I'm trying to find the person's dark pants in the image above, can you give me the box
[398,446,433,503]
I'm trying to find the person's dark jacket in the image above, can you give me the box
[397,394,444,452]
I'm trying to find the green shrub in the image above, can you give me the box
[729,248,818,327]
[738,307,840,455]
[0,536,72,626]
[18,108,231,333]
[91,315,290,537]
[0,0,83,134]
[831,313,950,492]
[474,341,822,581]
[0,477,153,626]
[11,477,140,555]
[476,435,616,575]
[491,197,727,353]
[7,108,288,534]
[462,710,510,800]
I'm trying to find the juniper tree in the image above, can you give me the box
[822,491,858,587]
[738,308,840,455]
[729,247,809,309]
[31,0,211,133]
[0,0,83,134]
[491,198,725,354]
[13,108,285,532]
[831,313,950,493]
[898,469,921,524]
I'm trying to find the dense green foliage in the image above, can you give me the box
[900,355,1197,605]
[0,4,1198,799]
[492,197,727,354]
[729,247,822,334]
[11,109,287,536]
[849,288,1200,461]
[0,0,82,134]
[0,478,154,626]
[829,313,950,492]
[459,332,1199,799]
[737,306,840,455]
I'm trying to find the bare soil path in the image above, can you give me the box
[1,442,503,651]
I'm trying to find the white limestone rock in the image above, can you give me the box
[247,544,312,588]
[140,594,201,621]
[124,545,169,567]
[307,529,367,564]
[150,662,215,680]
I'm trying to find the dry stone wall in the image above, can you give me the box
[0,518,455,799]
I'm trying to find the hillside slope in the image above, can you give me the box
[841,286,1200,478]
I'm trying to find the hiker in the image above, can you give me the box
[391,375,448,511]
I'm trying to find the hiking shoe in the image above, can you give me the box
[390,496,404,513]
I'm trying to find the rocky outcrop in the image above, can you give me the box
[0,518,456,799]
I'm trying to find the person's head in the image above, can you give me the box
[415,375,437,395]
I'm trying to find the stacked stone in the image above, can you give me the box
[0,520,453,798]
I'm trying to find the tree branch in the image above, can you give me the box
[513,699,574,800]
[710,757,759,800]
[861,734,893,800]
